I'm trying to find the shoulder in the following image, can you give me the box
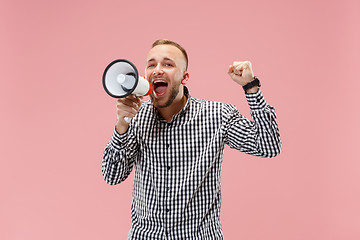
[188,97,238,123]
[190,97,234,112]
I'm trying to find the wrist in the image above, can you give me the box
[116,122,129,135]
[242,76,261,93]
[245,86,259,94]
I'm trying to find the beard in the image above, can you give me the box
[150,80,181,108]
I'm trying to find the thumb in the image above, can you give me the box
[228,65,234,74]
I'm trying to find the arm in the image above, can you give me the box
[102,126,139,185]
[223,61,281,157]
[102,95,142,185]
[222,90,281,157]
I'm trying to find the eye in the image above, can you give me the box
[147,64,155,68]
[165,63,173,67]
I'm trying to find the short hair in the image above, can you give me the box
[152,39,188,71]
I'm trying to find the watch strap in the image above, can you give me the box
[243,77,261,92]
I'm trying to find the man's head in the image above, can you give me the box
[146,39,189,109]
[151,39,188,71]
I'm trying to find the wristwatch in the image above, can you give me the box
[242,76,261,92]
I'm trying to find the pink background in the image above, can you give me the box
[1,0,359,239]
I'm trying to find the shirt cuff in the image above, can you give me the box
[245,89,268,111]
[110,128,128,150]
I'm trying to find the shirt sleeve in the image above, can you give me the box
[102,123,139,185]
[222,89,281,158]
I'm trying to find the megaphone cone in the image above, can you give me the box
[102,59,152,98]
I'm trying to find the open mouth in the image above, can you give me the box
[153,80,168,96]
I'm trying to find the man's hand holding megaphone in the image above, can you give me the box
[102,59,153,134]
[115,95,143,134]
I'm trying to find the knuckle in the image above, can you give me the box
[116,103,123,109]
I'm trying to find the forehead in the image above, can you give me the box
[147,44,184,62]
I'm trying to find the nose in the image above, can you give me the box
[153,63,164,77]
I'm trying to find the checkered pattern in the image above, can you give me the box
[102,87,281,239]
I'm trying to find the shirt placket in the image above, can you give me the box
[162,121,173,238]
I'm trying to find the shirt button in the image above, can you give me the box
[165,231,168,236]
[166,208,170,213]
[166,143,170,149]
[167,166,171,170]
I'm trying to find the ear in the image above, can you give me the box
[181,72,189,85]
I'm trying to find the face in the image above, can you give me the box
[146,44,188,108]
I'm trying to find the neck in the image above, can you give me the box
[157,94,187,122]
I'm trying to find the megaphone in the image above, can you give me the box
[103,59,152,98]
[103,59,152,122]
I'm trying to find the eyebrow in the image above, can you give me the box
[147,57,175,63]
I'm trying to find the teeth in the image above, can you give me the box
[153,79,167,84]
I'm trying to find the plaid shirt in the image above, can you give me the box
[102,87,281,239]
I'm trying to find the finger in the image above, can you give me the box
[235,62,246,71]
[135,96,143,107]
[118,101,140,114]
[236,61,251,71]
[118,97,141,109]
[235,65,250,76]
[117,98,133,108]
[119,107,138,116]
[127,95,143,107]
[240,61,253,74]
[227,65,234,74]
[233,61,243,66]
[246,61,252,69]
[118,97,141,110]
[233,61,251,68]
[234,65,244,75]
[116,105,138,117]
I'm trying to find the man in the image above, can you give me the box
[102,39,281,239]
